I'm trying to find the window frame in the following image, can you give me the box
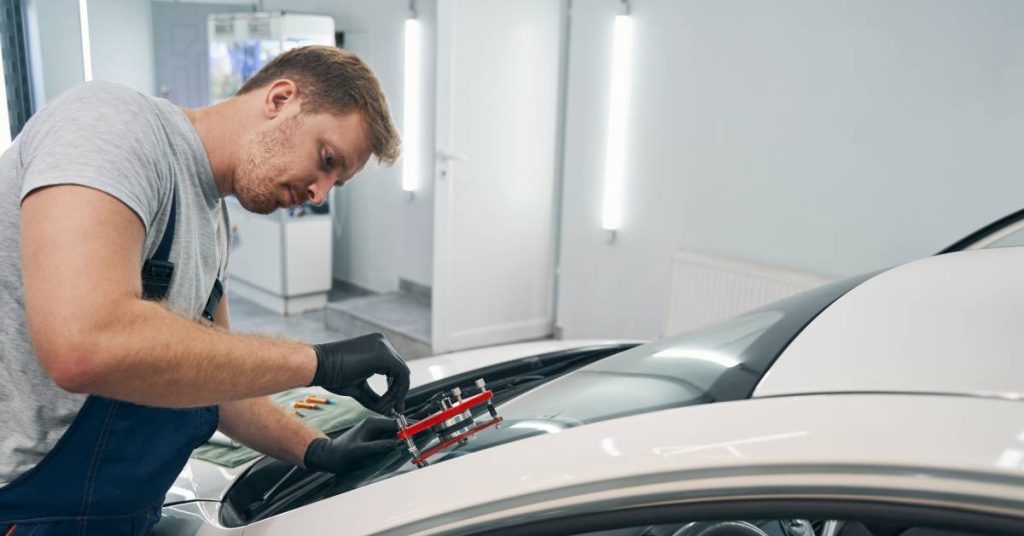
[0,0,35,139]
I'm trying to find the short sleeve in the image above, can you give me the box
[18,81,169,233]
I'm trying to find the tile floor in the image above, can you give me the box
[225,283,431,347]
[226,290,355,344]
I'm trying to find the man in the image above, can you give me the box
[0,45,410,534]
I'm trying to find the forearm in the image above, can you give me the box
[218,396,325,466]
[55,298,317,407]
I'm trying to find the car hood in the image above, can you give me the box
[249,394,1024,535]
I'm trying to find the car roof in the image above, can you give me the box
[245,394,1024,535]
[754,246,1024,400]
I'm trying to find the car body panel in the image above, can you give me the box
[242,394,1024,535]
[755,247,1024,400]
[153,501,235,536]
[167,340,631,504]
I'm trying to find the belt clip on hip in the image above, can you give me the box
[394,378,502,468]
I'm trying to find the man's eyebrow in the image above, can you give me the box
[324,139,349,172]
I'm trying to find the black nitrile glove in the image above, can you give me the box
[310,333,411,414]
[303,417,399,473]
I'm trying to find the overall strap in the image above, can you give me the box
[140,192,223,320]
[201,278,223,323]
[141,193,176,300]
[152,191,177,263]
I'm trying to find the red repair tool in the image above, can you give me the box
[394,378,502,467]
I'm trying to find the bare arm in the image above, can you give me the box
[213,296,325,466]
[20,185,317,407]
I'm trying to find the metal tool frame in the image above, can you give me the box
[395,379,501,467]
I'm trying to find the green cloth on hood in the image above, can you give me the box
[190,388,377,468]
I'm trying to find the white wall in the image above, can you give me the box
[261,0,436,293]
[30,0,84,103]
[29,0,155,104]
[89,0,155,96]
[556,0,1024,339]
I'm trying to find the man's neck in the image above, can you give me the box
[182,99,246,197]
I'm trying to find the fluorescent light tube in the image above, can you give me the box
[601,14,634,231]
[402,17,422,192]
[79,0,92,82]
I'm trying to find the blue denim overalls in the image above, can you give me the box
[0,196,222,535]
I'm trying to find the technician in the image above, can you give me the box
[0,45,409,534]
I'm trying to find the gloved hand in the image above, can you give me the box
[303,417,399,473]
[310,333,411,414]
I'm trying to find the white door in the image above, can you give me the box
[432,0,565,353]
[151,1,250,107]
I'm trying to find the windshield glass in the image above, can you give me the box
[370,274,872,478]
[496,310,783,427]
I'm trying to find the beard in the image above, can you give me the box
[235,116,300,214]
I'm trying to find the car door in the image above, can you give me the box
[939,207,1024,253]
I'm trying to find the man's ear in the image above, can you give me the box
[263,79,299,119]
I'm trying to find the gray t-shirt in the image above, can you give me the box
[0,81,229,485]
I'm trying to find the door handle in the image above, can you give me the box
[437,149,469,162]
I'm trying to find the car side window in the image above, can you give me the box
[984,226,1024,249]
[939,210,1024,253]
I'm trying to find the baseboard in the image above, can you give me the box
[399,278,432,306]
[330,278,374,297]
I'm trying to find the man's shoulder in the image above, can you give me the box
[52,81,154,114]
[24,81,169,155]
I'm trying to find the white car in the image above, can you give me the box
[156,216,1024,536]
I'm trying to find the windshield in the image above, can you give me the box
[372,273,872,478]
[492,311,783,429]
[221,273,873,524]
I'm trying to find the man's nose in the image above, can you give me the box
[307,176,335,206]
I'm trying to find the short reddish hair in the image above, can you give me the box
[238,45,401,165]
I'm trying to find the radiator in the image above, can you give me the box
[664,251,835,335]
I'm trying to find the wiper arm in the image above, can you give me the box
[259,466,299,504]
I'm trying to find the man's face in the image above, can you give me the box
[234,107,372,214]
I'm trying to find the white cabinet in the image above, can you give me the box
[208,12,336,103]
[226,199,333,315]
